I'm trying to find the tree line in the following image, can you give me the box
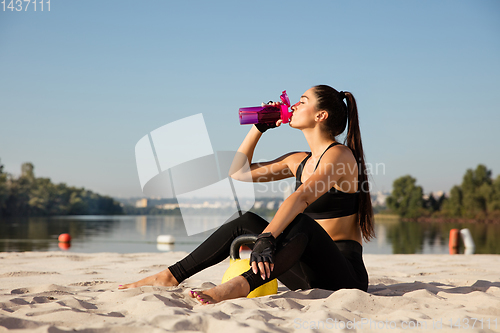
[0,159,123,216]
[386,164,500,220]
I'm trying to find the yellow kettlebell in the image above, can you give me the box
[221,234,278,298]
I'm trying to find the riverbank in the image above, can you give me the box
[1,252,499,332]
[375,212,500,225]
[402,217,500,224]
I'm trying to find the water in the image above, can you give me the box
[0,215,213,253]
[1,215,499,254]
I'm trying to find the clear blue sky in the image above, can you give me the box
[1,0,499,198]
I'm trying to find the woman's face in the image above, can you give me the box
[289,87,319,129]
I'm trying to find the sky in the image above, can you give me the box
[0,0,499,199]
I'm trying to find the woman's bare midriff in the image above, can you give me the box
[288,150,362,246]
[316,213,362,246]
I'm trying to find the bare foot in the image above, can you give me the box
[118,269,179,289]
[189,276,250,305]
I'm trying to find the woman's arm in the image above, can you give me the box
[261,191,308,238]
[251,145,354,278]
[262,145,352,237]
[237,125,263,167]
[229,125,263,181]
[230,124,298,182]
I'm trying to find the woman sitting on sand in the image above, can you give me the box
[119,85,375,304]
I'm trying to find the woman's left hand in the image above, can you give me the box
[250,232,276,280]
[254,101,283,133]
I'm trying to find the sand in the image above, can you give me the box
[0,251,499,333]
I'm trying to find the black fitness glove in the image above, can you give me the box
[250,232,276,266]
[255,122,277,133]
[254,101,278,133]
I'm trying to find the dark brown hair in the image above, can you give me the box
[313,85,375,242]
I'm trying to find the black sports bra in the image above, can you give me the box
[295,142,359,219]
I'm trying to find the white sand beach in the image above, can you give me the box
[1,252,499,333]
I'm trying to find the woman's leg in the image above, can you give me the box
[119,212,268,289]
[191,213,368,303]
[168,211,268,283]
[244,213,368,292]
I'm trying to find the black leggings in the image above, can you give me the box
[168,212,368,293]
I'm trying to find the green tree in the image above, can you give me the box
[441,185,463,217]
[4,162,36,216]
[28,177,68,215]
[21,162,35,180]
[423,192,445,213]
[489,175,500,212]
[68,190,88,214]
[0,160,123,216]
[0,159,8,216]
[386,175,424,218]
[461,164,492,218]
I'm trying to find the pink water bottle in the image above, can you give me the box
[239,90,292,125]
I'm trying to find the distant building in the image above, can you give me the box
[135,198,148,208]
[434,190,446,198]
[372,191,389,207]
[266,201,275,210]
[254,201,263,209]
[159,203,179,210]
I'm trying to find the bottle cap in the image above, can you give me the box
[280,90,293,123]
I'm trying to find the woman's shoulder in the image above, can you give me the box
[322,143,357,164]
[284,151,310,163]
[283,151,311,176]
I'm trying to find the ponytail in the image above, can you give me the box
[344,92,375,242]
[314,85,375,242]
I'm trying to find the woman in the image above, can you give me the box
[119,85,375,305]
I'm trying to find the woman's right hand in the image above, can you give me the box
[254,119,282,133]
[250,232,276,280]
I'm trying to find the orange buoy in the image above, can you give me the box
[58,242,71,250]
[58,233,72,243]
[449,229,459,255]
